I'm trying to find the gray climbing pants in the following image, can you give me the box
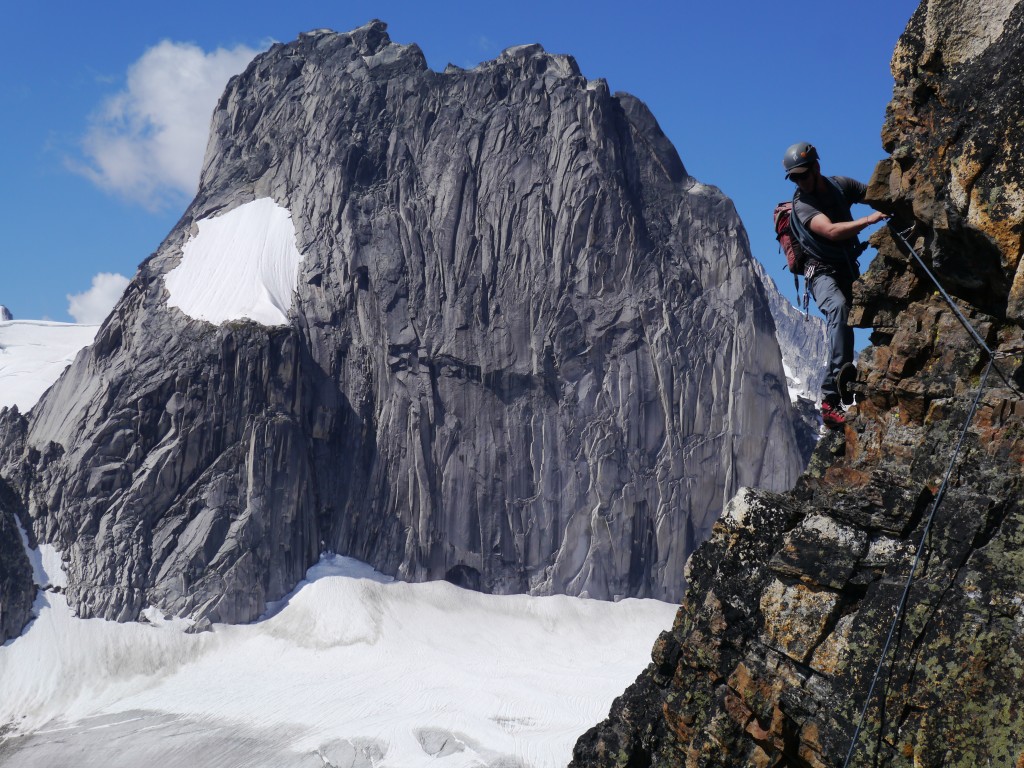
[809,271,854,402]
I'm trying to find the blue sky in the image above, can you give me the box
[3,0,918,323]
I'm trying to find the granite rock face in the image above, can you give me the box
[571,2,1024,766]
[0,21,804,635]
[0,306,12,321]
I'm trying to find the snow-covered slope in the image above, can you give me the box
[0,320,97,411]
[0,545,675,768]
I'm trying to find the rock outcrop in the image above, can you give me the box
[0,21,804,636]
[0,306,12,321]
[0,410,33,643]
[0,487,34,644]
[572,1,1024,766]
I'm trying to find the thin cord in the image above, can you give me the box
[841,355,994,768]
[841,223,1024,765]
[843,354,995,768]
[888,223,1021,394]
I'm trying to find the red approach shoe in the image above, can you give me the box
[821,399,846,429]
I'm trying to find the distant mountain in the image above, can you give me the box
[0,303,678,768]
[0,319,98,644]
[750,261,828,405]
[0,21,804,635]
[750,259,829,459]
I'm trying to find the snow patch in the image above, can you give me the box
[783,360,804,403]
[0,320,98,412]
[164,198,305,326]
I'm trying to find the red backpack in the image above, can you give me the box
[773,201,806,275]
[773,201,811,317]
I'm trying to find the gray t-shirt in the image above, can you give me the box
[794,175,867,239]
[793,175,867,272]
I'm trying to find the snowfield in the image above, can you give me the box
[0,548,676,768]
[0,317,679,768]
[164,197,306,326]
[0,320,97,411]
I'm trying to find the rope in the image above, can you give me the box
[841,356,993,768]
[888,223,1021,395]
[842,223,1015,766]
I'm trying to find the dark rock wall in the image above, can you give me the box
[0,410,33,643]
[0,494,34,645]
[0,21,803,633]
[573,1,1024,766]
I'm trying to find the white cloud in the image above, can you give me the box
[66,273,131,324]
[75,41,259,209]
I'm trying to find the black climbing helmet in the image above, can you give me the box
[783,142,819,178]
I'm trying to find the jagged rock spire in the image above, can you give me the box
[1,22,803,632]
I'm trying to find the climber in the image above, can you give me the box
[782,142,889,429]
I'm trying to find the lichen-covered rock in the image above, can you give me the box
[0,21,804,631]
[572,2,1024,766]
[861,0,1024,324]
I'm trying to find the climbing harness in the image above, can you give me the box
[841,223,1020,767]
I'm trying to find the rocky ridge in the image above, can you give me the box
[572,1,1024,765]
[0,22,805,636]
[751,262,828,406]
